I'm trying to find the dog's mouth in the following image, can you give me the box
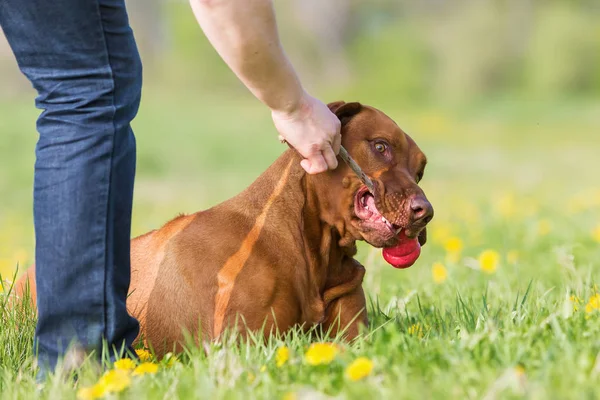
[354,187,400,236]
[353,187,421,269]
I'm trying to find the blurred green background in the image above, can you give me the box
[1,0,599,282]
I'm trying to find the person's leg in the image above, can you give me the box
[0,0,141,376]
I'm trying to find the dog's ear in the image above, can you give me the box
[327,101,346,113]
[327,101,363,125]
[418,227,427,247]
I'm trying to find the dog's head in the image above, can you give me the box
[324,101,433,260]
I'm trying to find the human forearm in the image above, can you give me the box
[190,0,342,174]
[189,0,305,113]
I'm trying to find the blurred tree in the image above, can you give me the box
[526,2,600,97]
[287,0,353,85]
[2,0,600,103]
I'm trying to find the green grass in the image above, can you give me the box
[1,88,599,399]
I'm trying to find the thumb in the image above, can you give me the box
[300,159,312,173]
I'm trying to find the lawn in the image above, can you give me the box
[1,88,599,399]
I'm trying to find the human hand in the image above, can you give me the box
[271,93,341,174]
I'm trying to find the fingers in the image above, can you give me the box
[308,152,328,174]
[302,146,337,174]
[331,116,342,155]
[322,145,338,170]
[332,131,341,155]
[301,152,329,174]
[273,94,343,174]
[300,159,312,173]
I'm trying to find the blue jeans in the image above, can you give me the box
[0,0,141,376]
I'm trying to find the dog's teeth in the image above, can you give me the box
[365,206,370,210]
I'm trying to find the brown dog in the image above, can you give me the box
[16,101,433,355]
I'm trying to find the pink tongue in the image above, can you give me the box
[382,231,421,269]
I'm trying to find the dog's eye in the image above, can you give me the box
[374,142,387,153]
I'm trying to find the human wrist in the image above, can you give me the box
[269,89,310,119]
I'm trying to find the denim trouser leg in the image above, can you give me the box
[0,0,141,373]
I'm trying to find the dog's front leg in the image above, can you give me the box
[320,258,368,340]
[321,284,368,340]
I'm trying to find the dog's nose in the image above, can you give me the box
[410,196,434,225]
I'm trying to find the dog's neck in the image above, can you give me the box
[223,150,364,323]
[230,148,360,272]
[265,151,359,284]
[270,149,358,254]
[302,167,358,258]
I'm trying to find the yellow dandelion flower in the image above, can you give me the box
[275,346,289,367]
[585,303,594,314]
[432,262,448,284]
[585,293,600,314]
[163,352,178,367]
[570,295,582,312]
[114,358,136,371]
[77,382,111,400]
[445,237,462,252]
[506,250,519,265]
[592,224,600,243]
[89,383,109,399]
[304,343,339,366]
[444,237,463,254]
[260,365,267,372]
[444,236,463,263]
[495,193,516,218]
[479,249,500,274]
[537,219,552,236]
[514,365,526,377]
[407,323,423,338]
[132,362,159,376]
[76,386,97,400]
[283,392,297,400]
[96,369,131,394]
[345,357,374,381]
[135,349,152,362]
